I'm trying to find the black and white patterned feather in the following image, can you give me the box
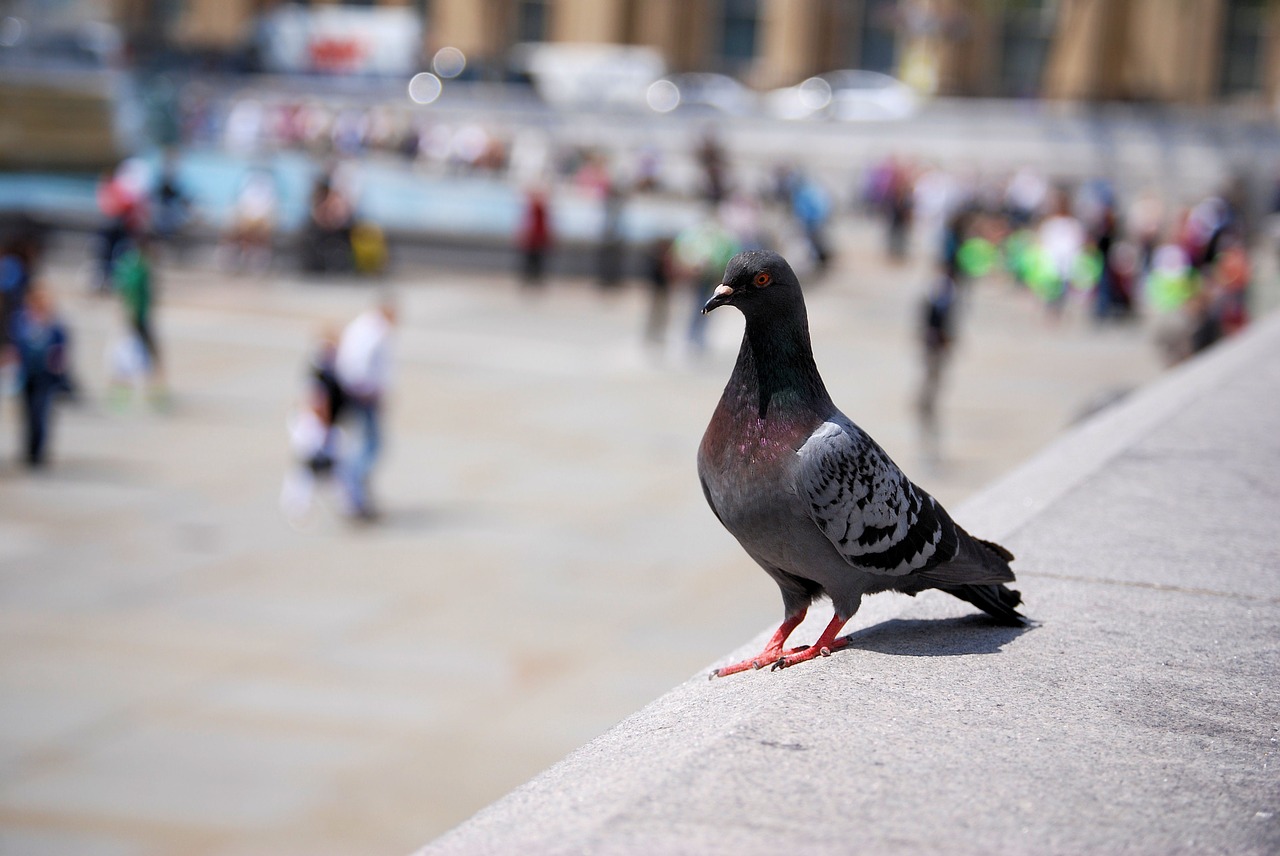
[798,417,959,576]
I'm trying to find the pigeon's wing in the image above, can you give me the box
[796,419,959,576]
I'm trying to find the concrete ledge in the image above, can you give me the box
[419,313,1280,855]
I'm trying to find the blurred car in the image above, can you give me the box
[513,42,665,110]
[645,73,758,115]
[765,70,918,122]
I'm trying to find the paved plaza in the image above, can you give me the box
[1,222,1175,854]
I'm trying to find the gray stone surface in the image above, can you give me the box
[420,313,1280,856]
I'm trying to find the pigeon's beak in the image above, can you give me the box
[702,284,734,315]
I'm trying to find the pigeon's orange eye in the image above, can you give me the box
[754,272,772,287]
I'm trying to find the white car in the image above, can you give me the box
[513,42,666,110]
[646,73,759,115]
[765,70,918,122]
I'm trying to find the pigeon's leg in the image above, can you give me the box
[771,612,850,670]
[711,609,808,678]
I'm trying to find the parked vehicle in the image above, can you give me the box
[765,70,918,122]
[646,73,759,116]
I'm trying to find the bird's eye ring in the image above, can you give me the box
[754,272,772,288]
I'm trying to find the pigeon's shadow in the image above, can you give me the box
[840,616,1032,658]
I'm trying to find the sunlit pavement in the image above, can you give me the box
[0,220,1171,854]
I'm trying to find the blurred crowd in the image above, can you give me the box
[188,93,515,175]
[857,156,1258,364]
[2,92,1273,507]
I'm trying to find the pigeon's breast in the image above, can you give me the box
[698,411,824,560]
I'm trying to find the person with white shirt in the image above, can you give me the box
[1038,191,1085,315]
[335,298,396,519]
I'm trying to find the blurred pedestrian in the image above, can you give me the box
[12,286,70,468]
[673,211,740,356]
[1090,203,1124,321]
[1,230,39,371]
[517,185,553,288]
[310,326,347,428]
[95,162,148,293]
[112,234,167,404]
[335,298,396,520]
[1185,196,1230,272]
[642,236,673,350]
[1128,191,1164,276]
[222,169,277,274]
[152,152,193,258]
[597,182,626,291]
[1211,239,1251,337]
[696,129,728,205]
[302,174,355,274]
[940,207,970,285]
[281,328,347,524]
[1037,190,1085,317]
[1147,243,1200,365]
[1004,167,1048,228]
[792,176,833,272]
[884,168,914,262]
[918,267,957,467]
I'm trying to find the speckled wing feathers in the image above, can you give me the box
[797,419,958,576]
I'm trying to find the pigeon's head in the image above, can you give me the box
[702,250,803,318]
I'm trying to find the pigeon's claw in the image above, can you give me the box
[770,640,847,670]
[710,656,770,678]
[711,660,757,675]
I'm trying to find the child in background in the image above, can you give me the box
[280,329,345,525]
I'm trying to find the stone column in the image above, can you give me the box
[430,0,511,60]
[551,0,626,43]
[758,0,820,87]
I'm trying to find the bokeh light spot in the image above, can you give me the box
[646,79,680,113]
[432,46,466,79]
[407,72,443,105]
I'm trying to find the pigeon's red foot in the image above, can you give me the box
[770,637,849,670]
[710,610,854,677]
[769,612,852,671]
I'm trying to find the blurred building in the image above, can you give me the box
[17,0,1280,105]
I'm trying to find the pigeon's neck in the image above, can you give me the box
[728,309,833,420]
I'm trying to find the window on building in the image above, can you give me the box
[998,0,1054,97]
[517,0,550,43]
[719,0,759,68]
[1219,0,1266,96]
[858,0,898,75]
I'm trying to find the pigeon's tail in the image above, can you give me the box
[974,537,1014,563]
[944,582,1025,626]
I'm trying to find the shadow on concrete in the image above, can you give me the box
[367,503,489,533]
[20,456,149,485]
[841,615,1033,658]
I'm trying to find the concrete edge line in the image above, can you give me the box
[953,309,1280,541]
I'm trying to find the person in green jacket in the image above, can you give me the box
[112,235,167,402]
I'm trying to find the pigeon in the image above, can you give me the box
[698,250,1024,676]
